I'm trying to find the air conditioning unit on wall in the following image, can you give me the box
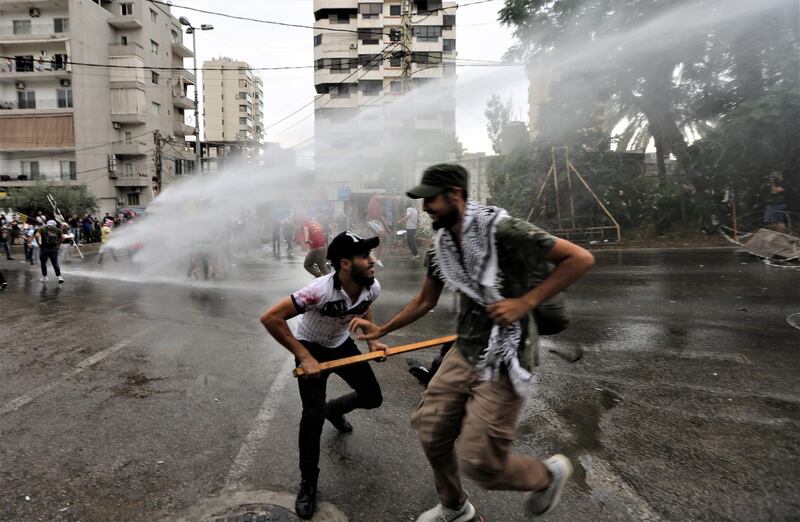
[113,122,122,130]
[29,7,41,17]
[349,43,358,50]
[15,81,25,90]
[60,79,71,87]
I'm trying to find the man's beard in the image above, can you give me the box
[431,206,460,230]
[351,265,374,287]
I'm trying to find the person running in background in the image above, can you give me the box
[36,220,64,283]
[0,216,13,260]
[302,216,330,278]
[97,221,118,265]
[396,202,420,259]
[283,217,296,258]
[272,219,282,256]
[366,192,398,268]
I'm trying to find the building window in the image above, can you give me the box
[314,34,322,46]
[150,40,159,54]
[443,39,456,52]
[12,20,31,35]
[15,55,34,72]
[17,91,35,109]
[413,26,442,42]
[53,54,68,70]
[389,54,402,68]
[239,79,248,88]
[329,84,351,98]
[390,5,402,16]
[239,105,248,112]
[238,91,248,100]
[151,71,160,84]
[60,161,76,181]
[54,18,70,33]
[121,3,133,16]
[360,80,383,96]
[124,131,132,143]
[443,14,456,28]
[359,3,382,18]
[239,116,249,124]
[358,54,380,71]
[390,80,402,93]
[125,163,134,176]
[171,29,179,43]
[128,193,140,206]
[120,35,128,45]
[56,89,73,108]
[329,13,350,24]
[413,51,442,64]
[150,9,158,23]
[21,161,40,179]
[238,130,248,139]
[151,101,160,115]
[358,28,382,45]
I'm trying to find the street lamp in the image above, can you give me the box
[179,16,213,174]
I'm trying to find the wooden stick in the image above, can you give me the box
[292,335,457,377]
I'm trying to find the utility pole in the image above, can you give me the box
[153,130,162,197]
[400,0,413,92]
[400,0,413,192]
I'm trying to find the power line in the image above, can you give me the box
[266,42,400,132]
[148,0,367,35]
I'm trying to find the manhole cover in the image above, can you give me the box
[206,503,301,522]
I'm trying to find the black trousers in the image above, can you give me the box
[297,338,383,480]
[39,248,61,277]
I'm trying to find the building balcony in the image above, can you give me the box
[111,112,147,124]
[0,22,70,41]
[0,61,71,80]
[107,15,143,30]
[413,39,444,52]
[172,69,195,86]
[313,0,357,10]
[171,39,193,58]
[413,12,444,25]
[358,67,383,80]
[0,174,79,187]
[412,63,444,78]
[358,16,383,28]
[113,140,149,157]
[314,69,359,86]
[108,42,144,59]
[0,98,73,113]
[172,94,194,110]
[174,120,196,137]
[113,175,150,187]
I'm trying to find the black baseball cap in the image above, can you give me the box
[327,231,380,263]
[406,163,469,199]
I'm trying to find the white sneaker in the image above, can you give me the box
[57,276,64,284]
[39,276,48,282]
[525,454,573,516]
[416,498,475,522]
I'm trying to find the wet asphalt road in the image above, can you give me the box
[0,247,798,521]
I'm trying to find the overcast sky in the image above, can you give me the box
[170,0,527,155]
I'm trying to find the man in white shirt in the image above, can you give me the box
[260,231,387,520]
[397,204,420,259]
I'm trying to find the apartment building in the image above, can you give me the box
[312,0,457,200]
[0,0,196,213]
[201,57,264,164]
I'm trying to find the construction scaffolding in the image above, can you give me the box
[527,146,622,243]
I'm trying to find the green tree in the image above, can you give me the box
[484,93,513,154]
[6,183,97,220]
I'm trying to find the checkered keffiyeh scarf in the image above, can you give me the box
[433,201,532,397]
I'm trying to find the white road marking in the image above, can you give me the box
[223,355,296,490]
[0,331,147,417]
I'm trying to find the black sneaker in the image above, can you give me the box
[295,478,317,520]
[324,405,353,433]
